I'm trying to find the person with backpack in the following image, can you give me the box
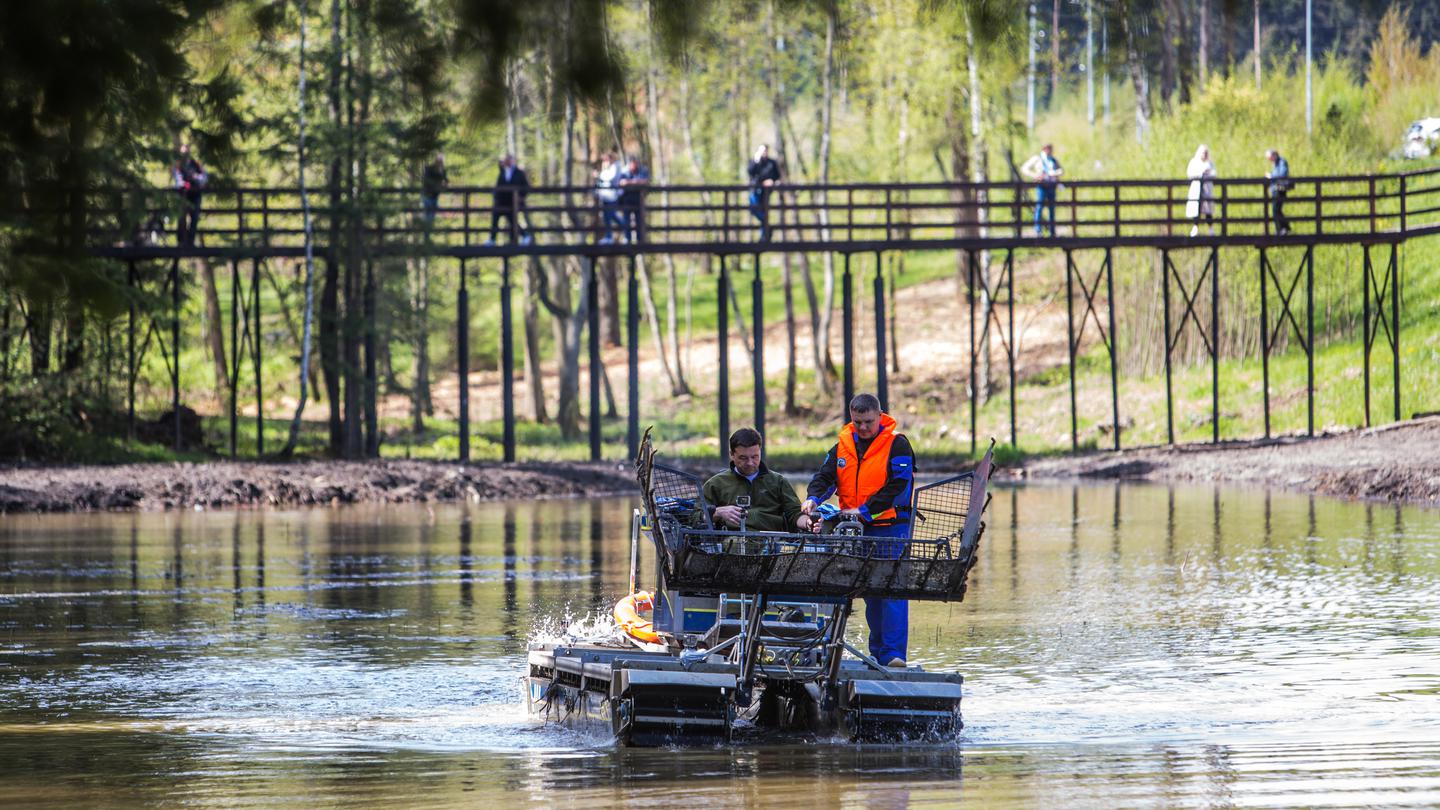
[172,143,207,247]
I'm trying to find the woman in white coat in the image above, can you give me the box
[1185,145,1217,236]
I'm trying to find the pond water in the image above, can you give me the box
[1,484,1438,808]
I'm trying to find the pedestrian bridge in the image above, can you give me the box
[11,167,1438,463]
[81,168,1440,258]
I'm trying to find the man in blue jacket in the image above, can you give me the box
[1266,149,1292,236]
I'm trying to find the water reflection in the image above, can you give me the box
[0,485,1437,808]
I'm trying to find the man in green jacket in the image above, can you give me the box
[704,428,814,533]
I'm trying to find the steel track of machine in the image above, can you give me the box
[526,433,994,746]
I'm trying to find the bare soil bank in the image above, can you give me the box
[0,460,636,514]
[1012,416,1440,507]
[4,418,1438,514]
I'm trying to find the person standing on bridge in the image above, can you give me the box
[617,155,650,244]
[801,393,916,668]
[1265,149,1292,236]
[486,153,532,246]
[1021,143,1063,237]
[420,152,447,229]
[1186,144,1217,237]
[595,152,624,244]
[171,143,207,247]
[748,144,782,243]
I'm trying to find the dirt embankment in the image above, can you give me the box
[4,419,1438,515]
[1013,416,1440,507]
[0,460,636,514]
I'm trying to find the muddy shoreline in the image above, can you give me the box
[1010,416,1440,507]
[3,418,1438,514]
[0,459,636,514]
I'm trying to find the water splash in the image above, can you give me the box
[528,605,627,647]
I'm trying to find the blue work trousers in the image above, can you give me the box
[863,522,910,664]
[1034,183,1057,235]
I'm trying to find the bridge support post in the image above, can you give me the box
[752,254,765,440]
[458,257,469,462]
[230,259,240,457]
[1259,248,1271,438]
[1259,245,1315,438]
[127,260,136,443]
[1210,247,1220,443]
[363,258,375,458]
[627,255,640,460]
[1306,245,1314,437]
[1064,248,1120,452]
[1161,249,1174,445]
[1065,251,1077,451]
[1392,243,1401,422]
[718,255,729,461]
[874,250,887,413]
[171,257,181,452]
[1106,247,1120,450]
[967,249,977,456]
[254,258,264,456]
[588,256,601,462]
[501,256,515,462]
[842,253,853,417]
[1006,249,1017,450]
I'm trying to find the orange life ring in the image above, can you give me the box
[613,591,660,645]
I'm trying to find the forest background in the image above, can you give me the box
[2,0,1439,466]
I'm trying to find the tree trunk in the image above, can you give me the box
[637,10,691,395]
[967,17,993,403]
[200,259,230,395]
[635,255,679,391]
[1198,0,1209,83]
[1050,0,1060,106]
[357,0,377,457]
[598,257,621,346]
[1161,0,1192,106]
[320,255,341,449]
[1253,0,1262,89]
[1119,2,1152,142]
[522,258,548,423]
[264,261,319,397]
[813,7,839,396]
[1159,0,1178,106]
[28,302,50,376]
[769,0,797,413]
[282,0,318,458]
[320,0,344,455]
[411,256,433,434]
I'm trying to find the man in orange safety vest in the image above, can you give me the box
[800,392,916,667]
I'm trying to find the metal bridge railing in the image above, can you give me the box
[11,166,1440,255]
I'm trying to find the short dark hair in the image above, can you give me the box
[849,393,881,414]
[729,427,763,452]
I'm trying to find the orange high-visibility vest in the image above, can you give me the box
[837,412,899,523]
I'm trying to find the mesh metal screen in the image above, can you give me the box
[910,473,975,543]
[648,463,712,529]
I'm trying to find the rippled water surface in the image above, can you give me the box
[2,484,1439,808]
